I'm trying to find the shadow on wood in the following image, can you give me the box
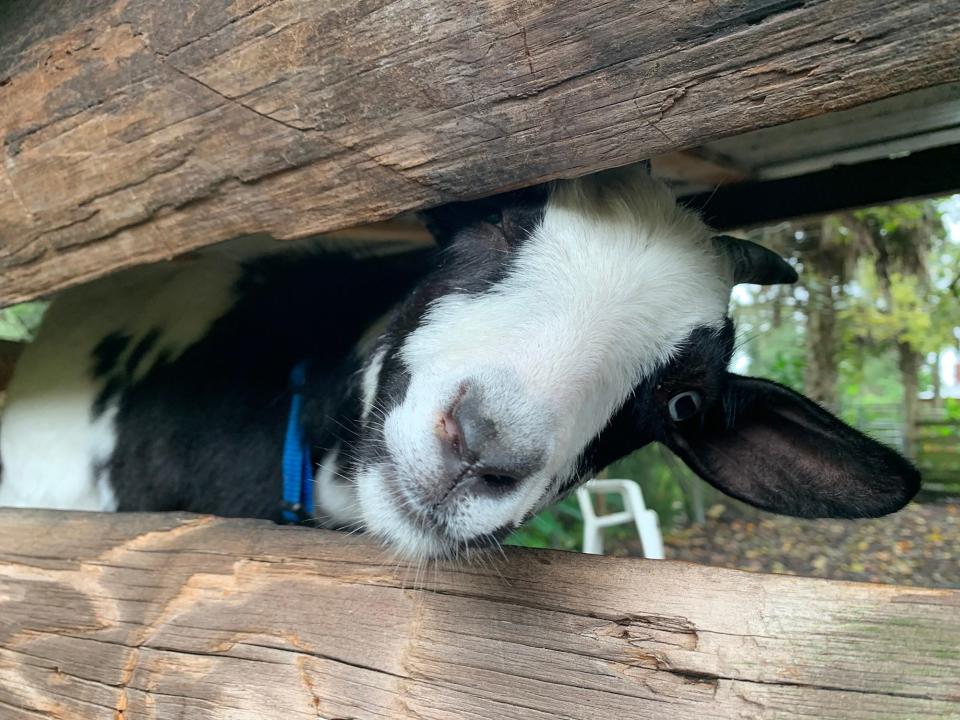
[0,509,957,719]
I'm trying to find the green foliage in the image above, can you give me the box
[506,495,583,550]
[734,315,806,390]
[838,350,903,418]
[507,444,708,552]
[945,399,960,423]
[606,444,704,528]
[841,200,956,356]
[0,302,46,342]
[841,265,947,352]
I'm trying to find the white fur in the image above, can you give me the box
[359,346,387,423]
[0,259,239,511]
[313,447,363,528]
[356,463,445,560]
[358,170,732,556]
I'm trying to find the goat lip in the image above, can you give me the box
[379,461,496,547]
[386,477,508,556]
[390,479,451,536]
[397,492,472,545]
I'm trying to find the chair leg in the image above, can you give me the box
[577,488,604,555]
[622,480,665,560]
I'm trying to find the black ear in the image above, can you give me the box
[662,374,921,518]
[419,185,548,247]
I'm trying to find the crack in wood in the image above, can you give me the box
[71,147,195,211]
[157,50,441,201]
[0,698,48,719]
[152,0,282,58]
[680,0,809,43]
[510,9,536,76]
[655,86,688,122]
[34,208,101,239]
[159,59,310,134]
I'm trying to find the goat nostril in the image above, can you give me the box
[479,472,521,494]
[438,410,465,457]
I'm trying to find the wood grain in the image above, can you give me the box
[0,509,957,719]
[2,0,959,306]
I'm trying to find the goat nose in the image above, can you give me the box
[457,390,498,460]
[437,409,466,460]
[437,390,544,499]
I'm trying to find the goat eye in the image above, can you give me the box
[668,391,702,422]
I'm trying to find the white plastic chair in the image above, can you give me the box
[576,479,664,559]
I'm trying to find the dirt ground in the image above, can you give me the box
[657,501,959,589]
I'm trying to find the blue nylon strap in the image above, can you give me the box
[281,361,314,523]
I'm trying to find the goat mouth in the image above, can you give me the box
[374,452,527,554]
[388,475,500,547]
[380,465,453,536]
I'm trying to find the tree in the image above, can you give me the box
[841,202,950,455]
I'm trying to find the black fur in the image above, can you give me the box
[91,332,131,378]
[125,329,161,377]
[568,318,921,519]
[568,322,735,496]
[108,190,548,524]
[663,375,922,518]
[107,251,431,521]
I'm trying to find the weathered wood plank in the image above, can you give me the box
[683,144,960,230]
[1,0,959,306]
[0,509,957,719]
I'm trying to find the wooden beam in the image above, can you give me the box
[1,1,958,306]
[755,126,960,179]
[702,81,960,178]
[0,509,957,719]
[683,144,960,230]
[651,150,752,189]
[321,217,432,248]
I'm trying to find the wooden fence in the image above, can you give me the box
[915,417,960,496]
[1,509,958,719]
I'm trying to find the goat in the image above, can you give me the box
[0,167,920,560]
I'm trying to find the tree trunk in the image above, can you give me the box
[899,341,921,458]
[931,351,942,410]
[770,284,785,329]
[804,273,839,410]
[800,220,845,411]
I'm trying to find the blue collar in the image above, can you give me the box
[281,361,314,523]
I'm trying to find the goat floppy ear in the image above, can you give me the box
[662,374,920,518]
